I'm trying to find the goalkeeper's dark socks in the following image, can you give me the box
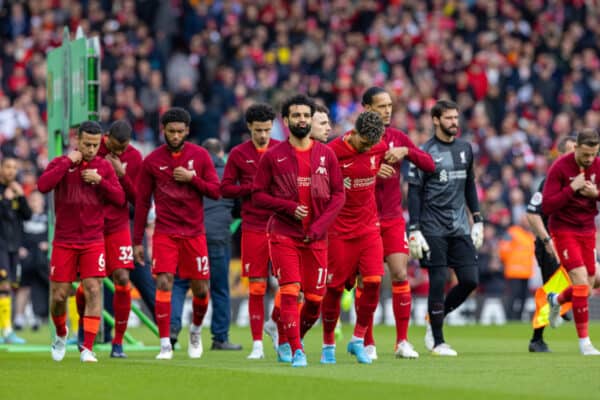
[429,301,445,346]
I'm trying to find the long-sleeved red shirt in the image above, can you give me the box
[133,143,220,245]
[220,139,280,232]
[252,140,345,243]
[38,155,125,244]
[542,152,600,233]
[97,138,143,234]
[376,127,435,220]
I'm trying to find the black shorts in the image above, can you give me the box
[0,250,20,286]
[420,235,477,269]
[535,241,560,283]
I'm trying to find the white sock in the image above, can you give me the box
[190,324,202,334]
[351,335,363,343]
[160,337,171,348]
[252,340,263,347]
[579,337,591,347]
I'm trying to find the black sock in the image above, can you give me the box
[430,302,445,346]
[531,327,544,342]
[444,266,478,315]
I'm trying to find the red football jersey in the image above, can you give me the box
[97,138,143,234]
[220,139,279,231]
[328,133,387,238]
[133,143,220,244]
[38,155,125,243]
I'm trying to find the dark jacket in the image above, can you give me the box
[0,183,32,252]
[204,154,234,244]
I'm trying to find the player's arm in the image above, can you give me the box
[541,163,579,215]
[220,152,251,198]
[464,149,481,218]
[37,156,73,193]
[306,150,345,241]
[8,181,32,220]
[252,153,297,216]
[184,152,221,200]
[133,162,155,248]
[399,134,435,173]
[120,152,142,206]
[97,164,126,207]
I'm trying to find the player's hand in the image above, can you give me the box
[570,172,586,192]
[81,169,102,185]
[105,153,125,177]
[173,167,195,182]
[294,205,309,220]
[579,181,599,198]
[471,222,484,250]
[543,239,560,264]
[3,186,15,200]
[408,230,430,259]
[9,181,24,196]
[67,150,82,164]
[133,245,145,264]
[377,163,395,178]
[384,147,409,164]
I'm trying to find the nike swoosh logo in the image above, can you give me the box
[434,157,443,163]
[68,168,77,172]
[277,157,287,162]
[343,162,353,168]
[246,159,255,163]
[159,166,168,170]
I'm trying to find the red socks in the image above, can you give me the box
[249,281,267,341]
[572,285,589,339]
[52,313,67,337]
[82,316,100,350]
[353,278,381,339]
[192,295,209,327]
[392,280,411,342]
[322,287,343,345]
[112,284,131,345]
[155,290,172,339]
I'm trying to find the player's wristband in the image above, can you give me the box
[542,237,552,244]
[473,214,483,223]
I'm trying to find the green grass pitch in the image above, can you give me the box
[3,323,600,400]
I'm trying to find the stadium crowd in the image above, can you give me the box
[1,0,600,334]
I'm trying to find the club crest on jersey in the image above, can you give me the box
[439,169,448,182]
[122,162,128,172]
[370,156,376,170]
[187,159,194,170]
[460,151,466,164]
[343,176,352,189]
[315,156,328,175]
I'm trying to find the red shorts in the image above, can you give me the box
[105,229,134,275]
[327,232,384,289]
[380,217,409,257]
[241,229,270,278]
[268,233,327,296]
[50,241,106,282]
[552,230,596,276]
[152,233,210,280]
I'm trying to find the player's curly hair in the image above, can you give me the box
[355,111,384,143]
[245,103,276,124]
[161,107,191,127]
[281,94,315,118]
